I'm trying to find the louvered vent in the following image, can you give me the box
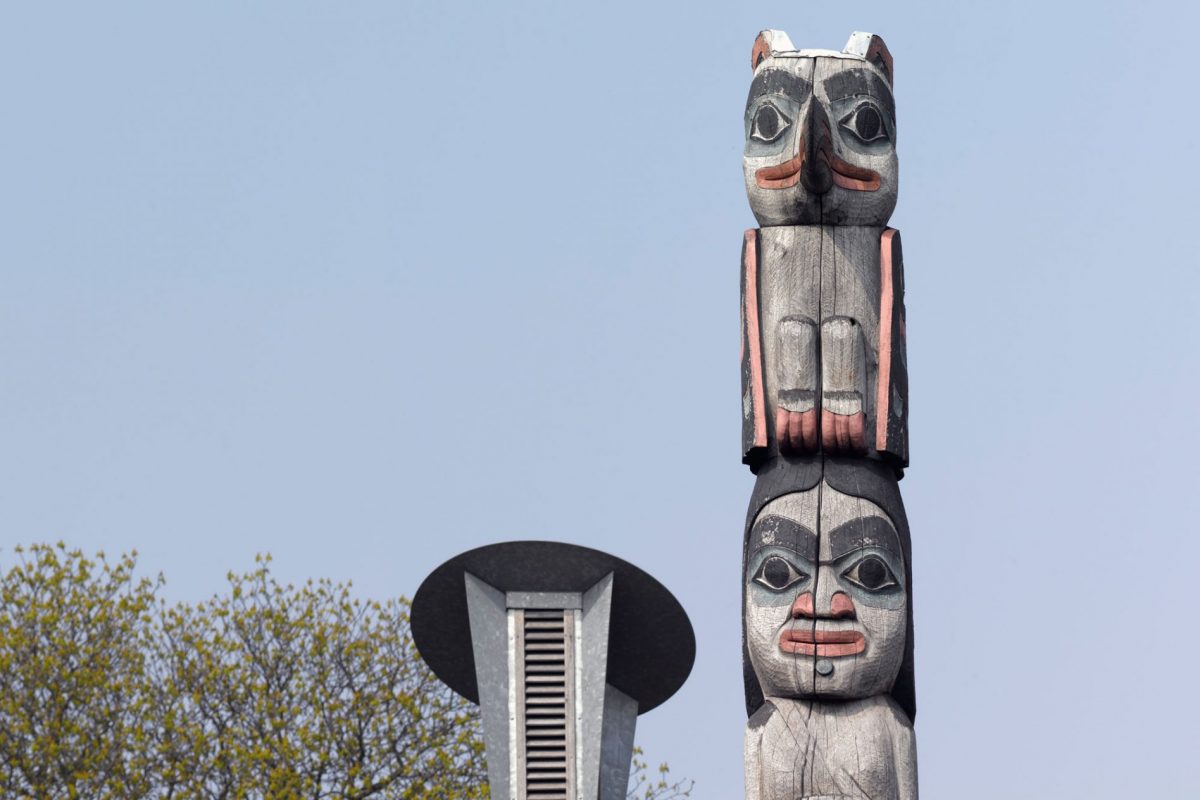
[515,608,576,800]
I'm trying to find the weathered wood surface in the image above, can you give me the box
[738,28,918,800]
[742,225,908,467]
[739,27,907,471]
[745,697,917,800]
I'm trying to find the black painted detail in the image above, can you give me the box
[871,54,891,84]
[753,555,808,592]
[827,515,902,560]
[746,68,811,108]
[882,230,909,468]
[842,554,899,592]
[749,514,818,561]
[751,103,791,143]
[840,104,888,143]
[822,68,895,123]
[778,388,815,406]
[411,540,694,715]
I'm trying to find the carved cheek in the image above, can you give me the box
[855,602,906,662]
[859,151,898,190]
[744,587,793,659]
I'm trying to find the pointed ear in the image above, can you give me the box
[751,29,795,71]
[844,31,894,86]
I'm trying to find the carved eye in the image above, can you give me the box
[750,103,791,143]
[752,556,808,591]
[839,104,889,143]
[841,555,899,592]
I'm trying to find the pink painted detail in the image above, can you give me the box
[744,230,768,450]
[777,408,818,455]
[829,592,857,620]
[781,590,864,658]
[779,629,864,657]
[790,592,815,618]
[876,229,897,452]
[821,411,867,454]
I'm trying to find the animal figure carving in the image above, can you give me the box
[740,30,908,468]
[738,30,918,800]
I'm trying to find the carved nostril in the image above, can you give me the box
[790,592,815,619]
[829,592,857,620]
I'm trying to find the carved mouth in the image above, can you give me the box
[778,628,866,657]
[754,139,881,192]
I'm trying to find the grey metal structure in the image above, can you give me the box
[412,542,694,800]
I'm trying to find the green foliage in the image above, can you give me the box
[0,544,158,799]
[150,555,485,800]
[0,545,690,800]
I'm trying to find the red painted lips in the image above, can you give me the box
[778,628,866,657]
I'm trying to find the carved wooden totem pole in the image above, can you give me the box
[739,30,918,800]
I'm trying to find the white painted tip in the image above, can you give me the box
[843,31,876,59]
[759,29,795,55]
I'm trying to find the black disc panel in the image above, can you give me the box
[411,540,695,714]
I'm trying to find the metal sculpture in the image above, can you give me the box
[739,30,918,800]
[412,541,695,800]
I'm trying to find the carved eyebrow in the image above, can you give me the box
[827,516,902,561]
[750,515,817,560]
[746,69,811,107]
[822,68,895,120]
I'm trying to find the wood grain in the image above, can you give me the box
[740,31,917,800]
[746,696,916,800]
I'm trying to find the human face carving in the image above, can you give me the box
[744,481,906,700]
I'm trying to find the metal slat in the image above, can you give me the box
[515,607,575,800]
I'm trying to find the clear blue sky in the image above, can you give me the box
[3,2,1198,797]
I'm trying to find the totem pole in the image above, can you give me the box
[738,30,918,799]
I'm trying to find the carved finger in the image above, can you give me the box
[800,409,818,451]
[821,410,836,451]
[848,412,866,452]
[776,408,793,453]
[787,411,804,453]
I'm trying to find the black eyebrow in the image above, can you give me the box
[827,516,901,561]
[746,69,811,107]
[750,515,817,560]
[822,67,895,121]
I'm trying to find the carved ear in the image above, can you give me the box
[751,29,795,71]
[843,31,894,86]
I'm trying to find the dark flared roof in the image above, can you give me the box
[411,540,694,714]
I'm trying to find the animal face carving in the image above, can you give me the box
[743,31,898,227]
[744,482,907,701]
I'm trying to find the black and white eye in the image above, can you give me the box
[841,555,899,592]
[839,104,889,143]
[750,103,791,143]
[752,556,808,591]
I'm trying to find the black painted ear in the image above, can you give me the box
[844,31,894,86]
[751,29,795,71]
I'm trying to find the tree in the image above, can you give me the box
[0,545,691,800]
[151,556,485,799]
[0,544,159,799]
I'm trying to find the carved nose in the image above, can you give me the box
[799,101,834,195]
[790,591,857,620]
